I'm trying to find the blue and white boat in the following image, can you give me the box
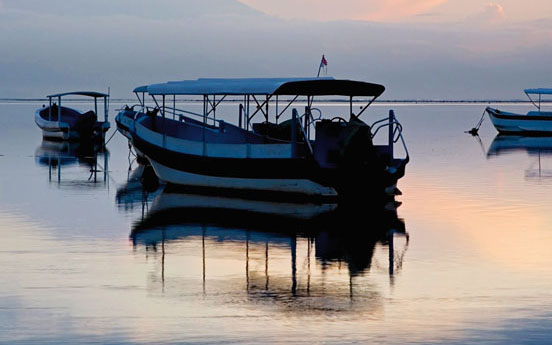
[118,77,409,200]
[486,88,552,135]
[35,91,110,140]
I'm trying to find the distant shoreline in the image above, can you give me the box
[0,98,547,104]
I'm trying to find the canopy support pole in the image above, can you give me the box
[265,95,269,123]
[213,96,216,125]
[203,95,207,156]
[239,104,243,129]
[291,109,298,158]
[275,95,279,124]
[389,110,395,158]
[526,92,541,110]
[162,95,166,147]
[104,96,108,123]
[276,96,299,123]
[356,96,378,118]
[48,97,52,121]
[249,95,272,124]
[246,95,250,130]
[58,96,61,126]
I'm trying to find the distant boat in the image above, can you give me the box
[486,89,552,134]
[35,91,110,140]
[119,77,409,201]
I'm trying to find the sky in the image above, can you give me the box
[0,0,551,99]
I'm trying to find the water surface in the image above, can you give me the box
[1,102,551,344]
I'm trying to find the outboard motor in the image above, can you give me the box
[314,117,380,170]
[74,111,98,138]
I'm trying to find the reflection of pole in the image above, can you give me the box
[48,157,52,182]
[265,241,269,290]
[57,154,61,184]
[389,230,394,276]
[389,230,395,287]
[93,153,98,183]
[246,231,250,292]
[162,228,165,293]
[202,226,206,295]
[104,151,108,184]
[539,151,542,177]
[291,235,297,296]
[349,275,353,302]
[307,237,311,295]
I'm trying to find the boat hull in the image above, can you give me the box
[133,134,402,201]
[487,107,552,135]
[35,107,110,141]
[147,155,337,200]
[115,110,146,159]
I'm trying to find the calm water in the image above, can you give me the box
[1,102,552,344]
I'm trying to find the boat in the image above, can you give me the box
[35,91,110,140]
[119,77,409,200]
[486,88,552,135]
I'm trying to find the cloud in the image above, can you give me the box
[481,2,505,21]
[365,0,449,21]
[467,2,506,23]
[237,0,448,22]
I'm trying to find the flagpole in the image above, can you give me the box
[317,61,323,78]
[317,54,327,78]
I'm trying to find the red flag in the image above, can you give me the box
[317,54,328,77]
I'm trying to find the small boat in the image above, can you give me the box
[120,77,409,201]
[35,91,110,140]
[486,88,552,135]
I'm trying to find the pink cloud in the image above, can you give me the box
[467,2,506,24]
[481,3,505,21]
[237,0,449,22]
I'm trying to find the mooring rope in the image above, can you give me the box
[466,108,487,135]
[103,129,118,148]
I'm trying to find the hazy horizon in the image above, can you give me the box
[1,0,551,100]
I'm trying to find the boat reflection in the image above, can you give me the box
[35,139,109,187]
[130,188,408,312]
[116,164,161,213]
[487,135,552,179]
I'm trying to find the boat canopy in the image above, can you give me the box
[525,88,552,95]
[142,78,385,97]
[47,91,109,98]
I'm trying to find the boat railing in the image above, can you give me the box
[162,105,223,125]
[371,110,409,159]
[115,104,143,112]
[292,108,314,155]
